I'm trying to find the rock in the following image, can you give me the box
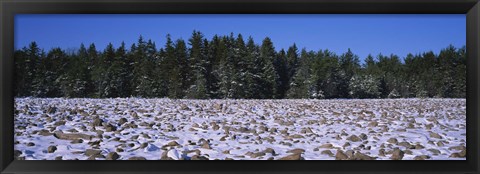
[131,135,140,140]
[335,150,349,160]
[279,153,303,160]
[378,149,386,157]
[263,148,276,155]
[287,148,305,154]
[119,118,128,125]
[213,103,222,110]
[201,142,212,149]
[347,135,361,142]
[55,156,63,160]
[448,145,466,151]
[106,152,120,160]
[212,124,220,131]
[359,133,368,140]
[14,150,22,157]
[319,143,333,149]
[54,120,66,126]
[413,155,431,160]
[368,121,378,127]
[128,157,147,160]
[105,124,117,132]
[238,127,250,133]
[47,106,57,114]
[160,151,173,160]
[290,134,305,139]
[301,127,313,134]
[180,104,189,110]
[54,131,93,140]
[345,150,354,158]
[429,132,443,139]
[352,151,376,160]
[47,146,57,153]
[387,138,398,144]
[38,129,54,136]
[85,149,102,156]
[27,142,35,146]
[321,150,334,157]
[415,144,425,149]
[92,117,103,127]
[436,141,445,147]
[398,142,414,149]
[70,139,84,144]
[191,155,209,160]
[427,148,441,155]
[342,142,351,148]
[249,152,266,158]
[449,149,466,158]
[166,141,180,147]
[390,148,404,160]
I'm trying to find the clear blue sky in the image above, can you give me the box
[15,14,465,61]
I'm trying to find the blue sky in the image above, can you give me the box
[15,14,465,61]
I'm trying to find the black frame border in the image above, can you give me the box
[0,0,479,174]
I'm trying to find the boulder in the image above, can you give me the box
[335,150,349,160]
[54,131,93,140]
[128,157,147,160]
[347,135,361,142]
[429,132,443,139]
[85,149,102,156]
[287,148,305,154]
[106,152,120,160]
[47,146,57,153]
[352,151,376,160]
[390,148,404,160]
[321,150,334,157]
[278,153,303,160]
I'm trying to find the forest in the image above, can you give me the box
[14,31,466,99]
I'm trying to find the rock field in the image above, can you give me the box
[14,98,466,160]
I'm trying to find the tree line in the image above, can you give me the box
[14,31,466,99]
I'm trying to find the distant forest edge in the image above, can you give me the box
[14,31,466,99]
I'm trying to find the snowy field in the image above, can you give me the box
[14,98,466,160]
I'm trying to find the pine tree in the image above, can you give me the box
[186,30,208,99]
[33,48,65,97]
[17,42,42,96]
[244,36,261,99]
[13,31,466,100]
[166,37,187,98]
[207,35,226,98]
[273,49,289,99]
[231,34,248,98]
[258,37,277,99]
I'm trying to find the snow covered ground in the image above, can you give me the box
[13,98,466,160]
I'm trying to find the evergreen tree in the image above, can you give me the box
[186,30,208,99]
[273,49,289,99]
[13,31,466,99]
[32,48,65,97]
[287,49,314,98]
[258,37,277,99]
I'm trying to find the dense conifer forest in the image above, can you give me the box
[14,31,466,99]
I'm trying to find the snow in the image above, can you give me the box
[14,98,466,160]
